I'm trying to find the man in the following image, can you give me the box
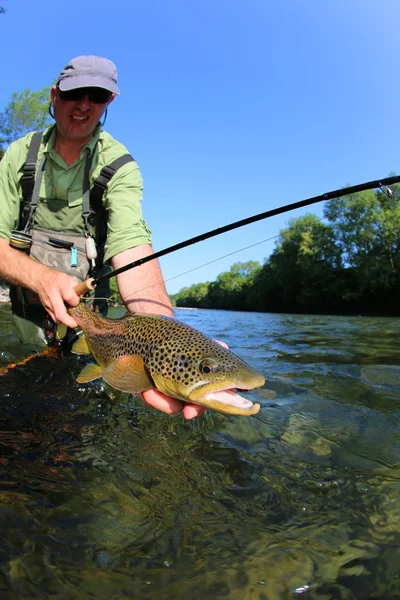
[0,55,204,419]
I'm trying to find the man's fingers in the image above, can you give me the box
[60,313,78,329]
[214,339,229,349]
[35,271,80,328]
[62,289,80,308]
[140,390,183,415]
[182,404,206,420]
[139,389,206,420]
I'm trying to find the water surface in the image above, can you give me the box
[1,304,400,599]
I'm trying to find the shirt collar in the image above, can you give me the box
[43,124,102,162]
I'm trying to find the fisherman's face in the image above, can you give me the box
[51,86,115,143]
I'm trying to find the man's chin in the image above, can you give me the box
[62,128,96,143]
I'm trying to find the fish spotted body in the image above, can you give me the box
[68,303,265,416]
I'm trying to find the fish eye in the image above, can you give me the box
[199,360,213,375]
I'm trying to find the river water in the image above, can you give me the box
[0,304,400,599]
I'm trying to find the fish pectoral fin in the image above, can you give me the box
[71,335,91,355]
[101,355,154,394]
[76,363,103,383]
[56,323,67,340]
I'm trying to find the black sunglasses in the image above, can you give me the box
[58,87,112,104]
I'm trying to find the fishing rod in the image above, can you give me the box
[73,174,400,297]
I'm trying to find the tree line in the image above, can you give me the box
[171,184,400,316]
[0,85,52,158]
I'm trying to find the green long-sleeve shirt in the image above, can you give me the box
[0,126,152,262]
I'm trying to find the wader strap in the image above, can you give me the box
[23,156,46,231]
[90,154,134,210]
[82,149,96,232]
[20,132,43,226]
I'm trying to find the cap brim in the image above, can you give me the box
[58,75,120,95]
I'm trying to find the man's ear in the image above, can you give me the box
[50,86,57,107]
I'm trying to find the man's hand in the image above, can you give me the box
[0,239,81,328]
[34,270,80,329]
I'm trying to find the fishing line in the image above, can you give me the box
[165,234,281,284]
[122,234,284,299]
[82,174,400,293]
[121,217,327,300]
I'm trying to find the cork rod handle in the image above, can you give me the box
[73,278,96,296]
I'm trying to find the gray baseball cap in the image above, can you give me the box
[56,55,120,94]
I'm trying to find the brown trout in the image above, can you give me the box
[68,303,265,416]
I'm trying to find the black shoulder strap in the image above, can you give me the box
[20,131,43,225]
[90,154,135,211]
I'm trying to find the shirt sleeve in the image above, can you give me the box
[0,142,25,240]
[102,159,152,263]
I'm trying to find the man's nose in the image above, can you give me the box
[76,95,91,109]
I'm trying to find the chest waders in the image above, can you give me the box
[10,130,134,349]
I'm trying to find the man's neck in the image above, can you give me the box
[54,134,91,166]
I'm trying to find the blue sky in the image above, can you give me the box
[1,0,399,294]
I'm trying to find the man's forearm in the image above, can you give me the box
[0,238,80,327]
[112,244,174,317]
[0,238,50,291]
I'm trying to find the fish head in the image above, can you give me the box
[150,330,265,416]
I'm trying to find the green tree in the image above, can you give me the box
[324,185,400,309]
[206,261,261,310]
[174,281,211,307]
[0,86,52,145]
[253,214,343,313]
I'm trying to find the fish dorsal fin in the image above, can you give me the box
[101,355,154,394]
[76,363,103,383]
[71,335,91,355]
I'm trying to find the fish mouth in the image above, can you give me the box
[154,366,265,416]
[190,384,261,416]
